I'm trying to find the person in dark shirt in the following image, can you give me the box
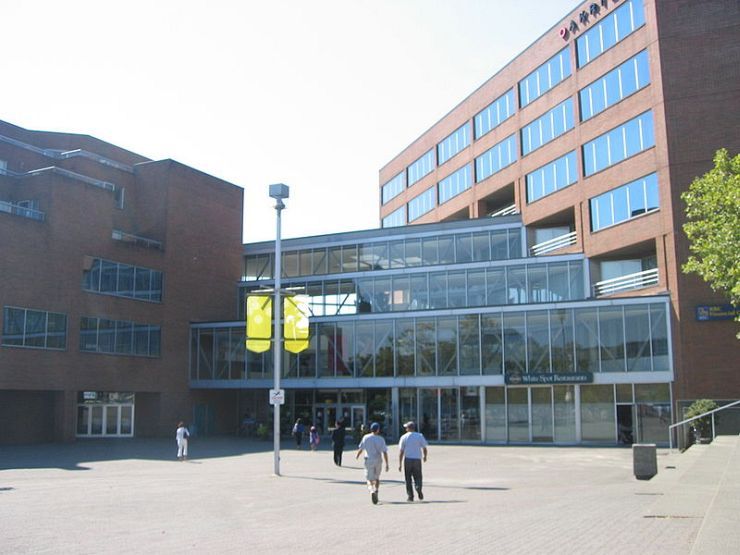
[331,419,347,466]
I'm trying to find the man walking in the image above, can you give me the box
[398,421,428,502]
[355,422,389,504]
[331,419,346,466]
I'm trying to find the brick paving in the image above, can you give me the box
[0,436,735,554]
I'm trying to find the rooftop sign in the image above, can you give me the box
[559,0,620,41]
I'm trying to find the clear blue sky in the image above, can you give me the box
[2,0,578,242]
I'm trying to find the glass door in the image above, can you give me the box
[350,405,366,431]
[77,403,135,437]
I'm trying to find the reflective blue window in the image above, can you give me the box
[526,151,578,203]
[407,187,436,222]
[520,99,574,156]
[580,51,650,121]
[381,172,405,205]
[475,134,517,183]
[438,164,472,204]
[438,124,470,165]
[474,89,515,140]
[582,111,654,176]
[577,0,646,68]
[382,206,405,228]
[407,149,435,186]
[590,173,659,231]
[519,47,572,108]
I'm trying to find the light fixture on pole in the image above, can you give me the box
[269,183,289,476]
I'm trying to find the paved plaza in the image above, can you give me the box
[1,436,737,554]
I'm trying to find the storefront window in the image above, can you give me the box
[554,386,576,442]
[508,388,529,442]
[581,385,615,442]
[483,387,505,443]
[461,387,481,440]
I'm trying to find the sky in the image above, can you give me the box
[2,0,579,242]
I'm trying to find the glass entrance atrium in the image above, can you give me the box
[191,217,673,444]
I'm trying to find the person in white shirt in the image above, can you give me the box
[398,421,428,502]
[355,422,389,505]
[175,421,190,461]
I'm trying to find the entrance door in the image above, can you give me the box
[76,403,135,437]
[350,405,365,431]
[617,405,634,444]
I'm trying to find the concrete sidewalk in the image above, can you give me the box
[0,437,734,554]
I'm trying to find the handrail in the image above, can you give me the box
[669,399,740,450]
[530,231,577,256]
[593,268,659,296]
[0,199,46,221]
[490,204,518,218]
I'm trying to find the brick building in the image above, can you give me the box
[377,0,739,419]
[0,119,243,443]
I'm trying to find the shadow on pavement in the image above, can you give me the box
[0,437,275,471]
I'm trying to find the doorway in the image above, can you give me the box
[617,405,634,444]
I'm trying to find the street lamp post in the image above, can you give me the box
[269,183,289,476]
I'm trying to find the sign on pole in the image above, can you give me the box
[269,389,285,405]
[284,295,310,353]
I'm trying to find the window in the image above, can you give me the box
[590,173,659,231]
[2,306,67,350]
[580,50,650,121]
[381,171,405,205]
[521,99,574,156]
[407,149,435,187]
[382,206,405,228]
[475,134,517,183]
[519,47,572,108]
[83,258,163,302]
[437,123,470,165]
[407,187,436,222]
[438,164,472,204]
[526,151,578,203]
[474,89,515,140]
[576,0,646,68]
[80,316,161,357]
[582,111,655,176]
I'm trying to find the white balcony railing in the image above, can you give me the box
[489,204,518,218]
[0,200,46,221]
[593,268,659,297]
[530,231,577,256]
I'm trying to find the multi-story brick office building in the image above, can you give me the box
[0,119,243,443]
[197,0,737,446]
[377,0,739,422]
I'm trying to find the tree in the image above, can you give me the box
[682,149,740,335]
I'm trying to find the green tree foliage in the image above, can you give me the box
[682,149,740,334]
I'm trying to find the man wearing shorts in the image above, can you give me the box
[355,422,389,504]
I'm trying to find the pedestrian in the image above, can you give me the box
[331,419,346,466]
[398,421,428,501]
[292,419,305,449]
[175,421,190,461]
[355,422,389,504]
[309,425,320,451]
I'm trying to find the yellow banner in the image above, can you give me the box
[246,295,272,353]
[284,295,309,353]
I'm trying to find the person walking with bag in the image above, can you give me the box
[176,421,190,461]
[398,421,428,501]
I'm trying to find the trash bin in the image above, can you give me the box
[633,443,657,480]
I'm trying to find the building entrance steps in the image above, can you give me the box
[640,435,740,553]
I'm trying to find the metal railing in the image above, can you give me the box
[530,231,577,256]
[669,400,740,450]
[0,199,46,221]
[489,204,518,218]
[112,229,163,250]
[593,267,659,296]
